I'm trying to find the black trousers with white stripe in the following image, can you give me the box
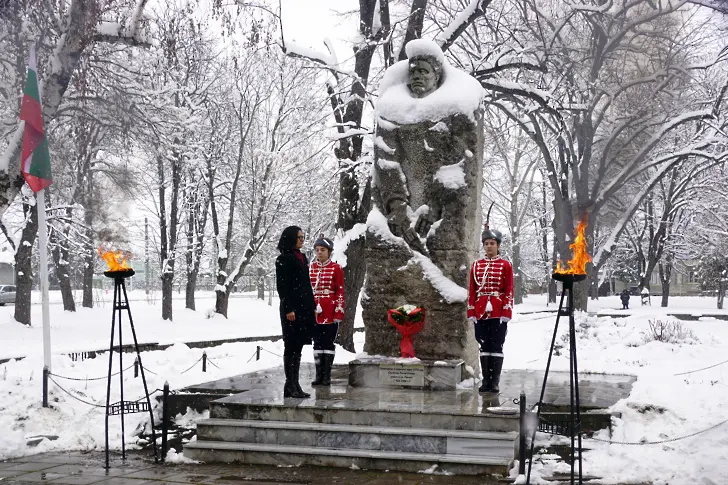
[474,318,507,357]
[312,322,339,356]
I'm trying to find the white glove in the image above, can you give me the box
[468,316,477,323]
[500,316,511,324]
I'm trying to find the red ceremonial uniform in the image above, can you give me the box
[467,257,514,321]
[309,260,345,324]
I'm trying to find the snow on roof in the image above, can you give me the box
[376,39,484,125]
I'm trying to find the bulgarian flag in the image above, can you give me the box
[20,45,52,193]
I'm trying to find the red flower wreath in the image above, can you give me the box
[387,305,426,358]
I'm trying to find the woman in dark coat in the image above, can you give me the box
[275,226,316,398]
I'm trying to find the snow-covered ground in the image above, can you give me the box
[0,290,349,360]
[2,293,728,485]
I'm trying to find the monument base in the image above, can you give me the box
[348,357,464,391]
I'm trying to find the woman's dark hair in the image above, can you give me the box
[277,225,302,253]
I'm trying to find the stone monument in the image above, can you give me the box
[360,39,485,378]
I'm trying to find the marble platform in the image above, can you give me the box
[348,357,463,390]
[181,364,636,476]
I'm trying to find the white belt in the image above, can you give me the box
[315,290,334,295]
[477,292,501,297]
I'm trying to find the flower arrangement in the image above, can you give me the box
[387,305,426,358]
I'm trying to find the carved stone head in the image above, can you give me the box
[407,56,442,98]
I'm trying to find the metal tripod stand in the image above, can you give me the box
[526,272,584,485]
[104,269,158,468]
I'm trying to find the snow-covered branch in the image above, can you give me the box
[436,0,493,53]
[94,0,152,46]
[595,110,713,204]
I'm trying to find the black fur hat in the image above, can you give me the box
[313,233,334,251]
[481,203,503,244]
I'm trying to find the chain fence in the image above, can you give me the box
[536,409,728,446]
[49,363,135,382]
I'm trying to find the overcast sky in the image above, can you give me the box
[278,0,358,62]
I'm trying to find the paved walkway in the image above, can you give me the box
[0,450,503,484]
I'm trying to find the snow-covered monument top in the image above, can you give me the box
[377,40,484,125]
[362,39,485,373]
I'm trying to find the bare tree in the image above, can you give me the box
[473,0,728,309]
[483,113,540,304]
[0,0,152,215]
[210,47,329,317]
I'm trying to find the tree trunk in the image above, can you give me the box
[337,236,366,353]
[82,252,94,308]
[215,286,233,318]
[185,273,197,311]
[638,277,650,296]
[718,279,725,310]
[589,270,599,300]
[658,260,671,308]
[570,218,595,312]
[82,217,94,308]
[257,268,265,300]
[512,244,523,305]
[157,147,181,321]
[51,230,76,312]
[184,197,195,310]
[14,203,39,326]
[162,273,173,319]
[548,235,557,303]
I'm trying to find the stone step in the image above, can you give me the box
[196,418,517,457]
[183,440,512,476]
[209,400,519,433]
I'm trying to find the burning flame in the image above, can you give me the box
[98,246,132,272]
[554,215,592,275]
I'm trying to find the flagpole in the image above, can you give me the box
[38,188,51,373]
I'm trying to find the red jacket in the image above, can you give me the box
[309,259,345,324]
[467,257,514,321]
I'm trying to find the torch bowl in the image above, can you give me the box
[104,269,136,279]
[552,272,587,283]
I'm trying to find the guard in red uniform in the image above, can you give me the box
[309,234,345,386]
[467,223,514,393]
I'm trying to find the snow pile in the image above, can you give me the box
[365,206,407,248]
[434,160,466,189]
[376,39,484,125]
[507,296,728,484]
[0,328,364,461]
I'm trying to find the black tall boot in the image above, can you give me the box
[478,356,491,393]
[320,353,334,386]
[488,357,504,393]
[283,353,299,398]
[311,353,324,386]
[292,351,311,398]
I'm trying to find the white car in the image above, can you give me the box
[0,285,16,305]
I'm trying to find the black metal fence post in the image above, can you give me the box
[42,366,49,408]
[519,391,526,475]
[256,345,260,361]
[202,352,207,372]
[161,381,169,462]
[134,358,139,378]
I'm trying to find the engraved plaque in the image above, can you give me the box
[380,363,425,387]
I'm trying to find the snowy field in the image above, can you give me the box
[2,293,728,485]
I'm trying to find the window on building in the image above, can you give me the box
[688,270,697,283]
